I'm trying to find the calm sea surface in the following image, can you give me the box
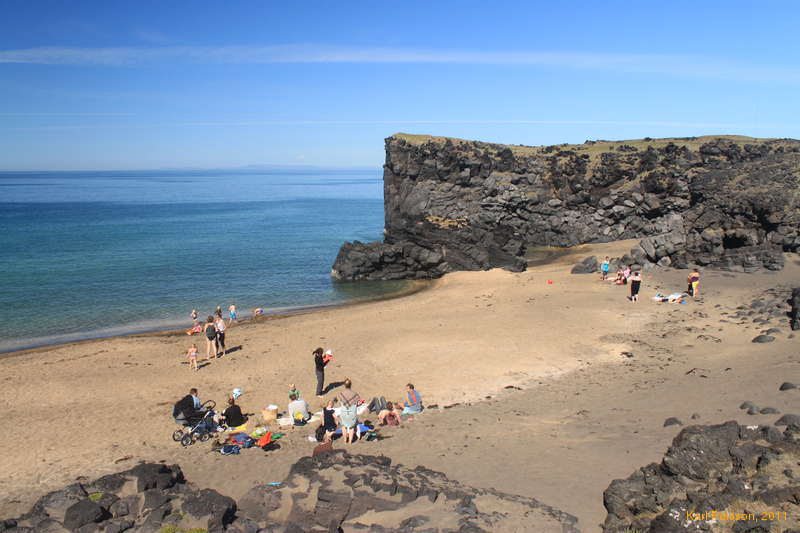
[0,169,404,353]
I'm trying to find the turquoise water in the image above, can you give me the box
[0,169,402,353]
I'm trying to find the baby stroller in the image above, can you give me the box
[172,399,218,447]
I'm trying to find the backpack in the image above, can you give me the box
[220,444,240,455]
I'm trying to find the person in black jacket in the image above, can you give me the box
[222,396,246,427]
[173,388,204,423]
[314,347,332,397]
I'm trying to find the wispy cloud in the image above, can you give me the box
[2,118,783,131]
[0,44,798,83]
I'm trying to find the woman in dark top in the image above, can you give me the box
[203,316,217,360]
[629,271,642,302]
[222,397,246,428]
[314,347,331,397]
[322,398,338,442]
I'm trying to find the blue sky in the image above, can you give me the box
[1,1,798,170]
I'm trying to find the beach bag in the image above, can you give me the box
[220,444,240,455]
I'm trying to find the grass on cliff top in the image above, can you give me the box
[392,132,791,161]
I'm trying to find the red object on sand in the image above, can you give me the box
[547,280,553,284]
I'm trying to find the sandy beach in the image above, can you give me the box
[2,240,798,532]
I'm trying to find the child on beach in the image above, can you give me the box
[600,257,610,281]
[187,343,199,371]
[288,384,300,399]
[252,307,265,317]
[228,303,237,325]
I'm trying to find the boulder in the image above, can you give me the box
[571,255,599,274]
[62,500,103,531]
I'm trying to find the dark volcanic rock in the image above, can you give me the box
[603,421,800,532]
[792,288,800,330]
[571,255,599,274]
[776,414,800,426]
[663,417,682,427]
[62,500,103,531]
[780,382,797,391]
[3,456,578,533]
[333,135,800,280]
[752,334,776,343]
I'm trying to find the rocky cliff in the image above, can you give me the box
[332,134,800,280]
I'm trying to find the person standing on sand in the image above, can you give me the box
[203,316,217,360]
[688,268,701,297]
[214,314,226,356]
[629,271,642,302]
[338,378,361,444]
[186,343,199,371]
[215,305,223,319]
[190,309,198,325]
[314,347,332,397]
[228,303,237,325]
[600,257,610,281]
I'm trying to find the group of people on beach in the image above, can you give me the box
[600,256,702,303]
[175,344,423,447]
[600,257,643,302]
[185,303,237,371]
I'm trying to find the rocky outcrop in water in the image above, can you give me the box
[332,135,800,280]
[602,420,800,533]
[1,452,578,533]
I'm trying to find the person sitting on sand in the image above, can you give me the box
[222,396,247,428]
[688,268,701,297]
[322,398,338,442]
[378,401,401,426]
[186,343,199,371]
[252,307,265,317]
[288,392,310,424]
[288,384,300,399]
[401,383,423,414]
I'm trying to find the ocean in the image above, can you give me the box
[0,168,405,353]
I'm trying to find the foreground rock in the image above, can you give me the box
[791,288,800,330]
[333,134,800,280]
[602,420,800,533]
[2,452,578,533]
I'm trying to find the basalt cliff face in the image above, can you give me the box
[332,134,800,280]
